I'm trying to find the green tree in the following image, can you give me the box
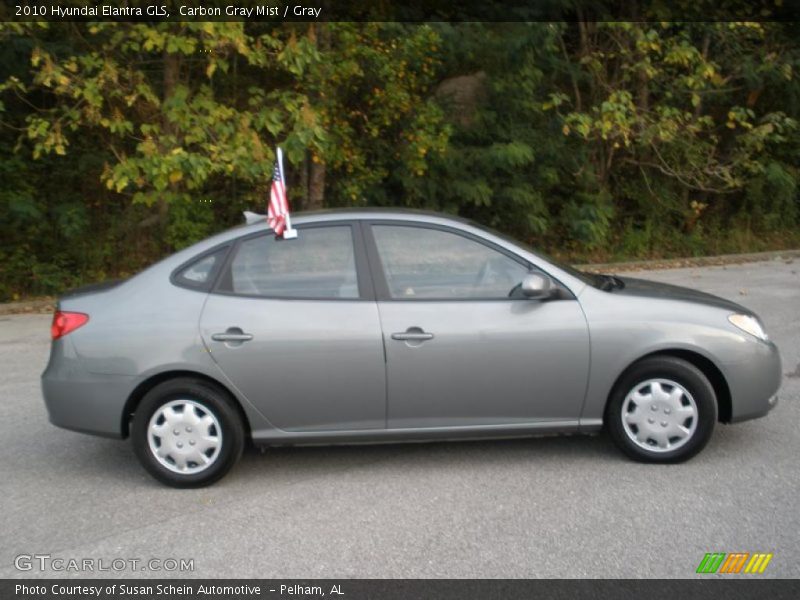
[552,21,799,255]
[2,18,800,300]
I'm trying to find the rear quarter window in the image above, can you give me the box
[172,247,229,291]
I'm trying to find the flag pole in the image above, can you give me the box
[277,147,298,239]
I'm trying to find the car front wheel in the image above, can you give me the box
[606,356,717,463]
[132,378,244,487]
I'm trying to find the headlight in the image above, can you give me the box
[728,314,769,341]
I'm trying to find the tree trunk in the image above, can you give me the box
[576,15,595,101]
[307,160,326,210]
[159,48,181,245]
[694,32,711,118]
[304,23,330,211]
[298,153,310,211]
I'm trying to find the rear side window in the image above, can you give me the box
[173,247,228,290]
[219,226,359,299]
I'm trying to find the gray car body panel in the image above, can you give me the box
[200,294,387,432]
[576,282,781,428]
[41,210,781,444]
[377,299,590,429]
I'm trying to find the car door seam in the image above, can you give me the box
[374,299,390,429]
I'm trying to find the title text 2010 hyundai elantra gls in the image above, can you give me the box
[42,210,781,487]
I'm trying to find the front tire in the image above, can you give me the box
[606,356,717,463]
[132,378,244,487]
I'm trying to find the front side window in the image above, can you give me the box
[221,226,359,299]
[372,225,529,299]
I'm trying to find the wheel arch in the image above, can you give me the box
[608,349,733,424]
[121,370,252,439]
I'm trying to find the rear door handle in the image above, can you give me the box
[391,328,434,342]
[211,328,253,342]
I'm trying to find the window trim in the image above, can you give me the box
[211,221,376,302]
[362,220,574,302]
[170,244,232,292]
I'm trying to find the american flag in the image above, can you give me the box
[268,150,290,236]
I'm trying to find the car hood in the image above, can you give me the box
[615,276,750,314]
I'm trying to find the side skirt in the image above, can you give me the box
[251,419,599,448]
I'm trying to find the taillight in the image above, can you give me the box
[51,311,89,340]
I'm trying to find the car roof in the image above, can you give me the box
[269,207,475,225]
[230,208,484,238]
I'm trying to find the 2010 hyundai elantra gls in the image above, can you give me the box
[42,210,781,487]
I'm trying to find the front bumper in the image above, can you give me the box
[725,340,782,423]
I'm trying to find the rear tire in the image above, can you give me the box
[132,378,244,487]
[606,356,717,463]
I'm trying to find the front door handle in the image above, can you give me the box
[211,328,254,343]
[391,328,434,342]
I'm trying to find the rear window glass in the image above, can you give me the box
[220,226,359,299]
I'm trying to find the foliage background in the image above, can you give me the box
[1,18,799,300]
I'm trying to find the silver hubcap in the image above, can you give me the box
[148,400,222,474]
[621,379,698,453]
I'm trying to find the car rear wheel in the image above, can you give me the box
[606,356,717,463]
[132,378,244,487]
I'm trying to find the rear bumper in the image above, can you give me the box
[41,338,132,439]
[725,340,782,423]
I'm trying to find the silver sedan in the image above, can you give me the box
[42,210,781,487]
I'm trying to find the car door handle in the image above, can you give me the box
[391,329,434,342]
[211,329,254,342]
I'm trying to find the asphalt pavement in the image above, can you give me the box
[1,258,798,579]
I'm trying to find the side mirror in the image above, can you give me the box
[520,272,555,300]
